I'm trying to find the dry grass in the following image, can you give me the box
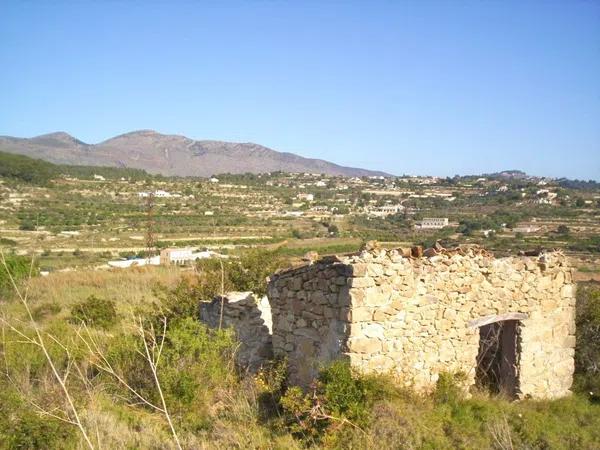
[78,388,301,450]
[25,266,182,317]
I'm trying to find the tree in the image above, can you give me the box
[327,223,340,236]
[557,225,570,236]
[19,219,36,231]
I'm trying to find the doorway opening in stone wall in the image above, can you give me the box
[475,320,521,398]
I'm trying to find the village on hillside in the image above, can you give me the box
[1,161,599,279]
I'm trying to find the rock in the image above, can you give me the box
[348,337,382,354]
[411,246,424,257]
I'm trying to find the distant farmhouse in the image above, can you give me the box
[367,204,405,217]
[138,189,174,198]
[415,217,449,229]
[159,248,218,265]
[297,193,314,202]
[108,247,220,269]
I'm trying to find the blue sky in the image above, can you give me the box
[1,1,599,179]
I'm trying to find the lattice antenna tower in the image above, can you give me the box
[145,191,157,258]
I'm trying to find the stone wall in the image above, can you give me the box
[267,257,352,385]
[200,291,273,371]
[267,249,576,399]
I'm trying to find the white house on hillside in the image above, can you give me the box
[415,218,449,229]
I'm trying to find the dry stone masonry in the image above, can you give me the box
[200,292,273,371]
[267,247,576,399]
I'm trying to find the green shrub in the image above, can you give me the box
[434,371,467,406]
[574,283,600,394]
[319,360,378,425]
[187,249,289,307]
[155,275,221,321]
[18,219,36,231]
[279,360,390,440]
[32,302,62,320]
[105,317,236,432]
[280,386,315,435]
[0,390,76,450]
[70,295,118,329]
[229,249,289,297]
[0,237,17,247]
[0,254,32,298]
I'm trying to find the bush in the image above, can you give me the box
[0,390,76,450]
[280,360,390,440]
[557,224,571,236]
[229,249,289,297]
[70,295,118,329]
[189,249,289,306]
[18,219,36,231]
[105,317,236,432]
[319,360,379,425]
[0,254,32,298]
[574,283,600,394]
[433,371,467,406]
[0,237,17,247]
[32,302,62,321]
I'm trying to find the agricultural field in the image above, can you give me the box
[1,152,599,276]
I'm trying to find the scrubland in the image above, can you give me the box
[1,252,600,449]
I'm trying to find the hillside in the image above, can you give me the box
[0,151,153,185]
[0,130,389,177]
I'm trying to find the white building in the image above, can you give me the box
[209,177,220,183]
[160,248,221,265]
[415,218,449,230]
[297,193,314,202]
[108,249,221,269]
[368,204,405,217]
[93,174,106,181]
[108,255,160,268]
[513,225,540,234]
[138,190,173,198]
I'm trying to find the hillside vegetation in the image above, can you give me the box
[0,152,60,185]
[0,151,155,186]
[1,250,599,449]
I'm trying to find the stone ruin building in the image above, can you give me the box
[200,292,273,371]
[200,246,576,400]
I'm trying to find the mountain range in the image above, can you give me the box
[0,130,388,177]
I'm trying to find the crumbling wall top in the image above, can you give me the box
[270,244,571,282]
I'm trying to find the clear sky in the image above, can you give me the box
[1,1,599,179]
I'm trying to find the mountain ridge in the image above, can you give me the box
[0,130,389,177]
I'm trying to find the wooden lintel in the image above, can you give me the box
[468,312,529,328]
